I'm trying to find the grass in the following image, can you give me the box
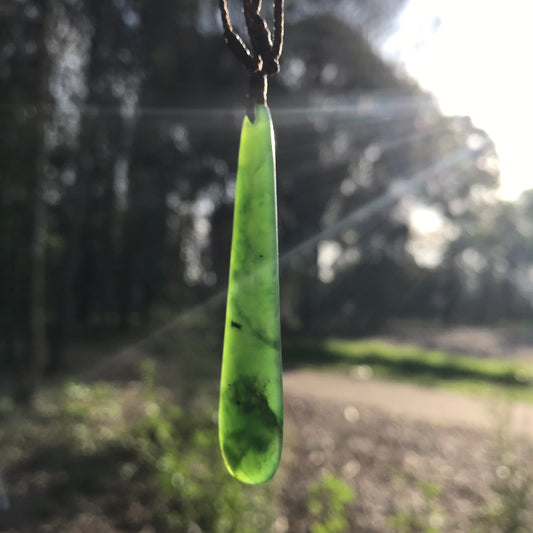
[284,338,533,403]
[0,370,278,533]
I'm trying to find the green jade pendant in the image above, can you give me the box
[219,104,283,484]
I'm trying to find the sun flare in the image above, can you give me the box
[385,0,533,200]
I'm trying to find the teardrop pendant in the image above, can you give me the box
[218,104,283,484]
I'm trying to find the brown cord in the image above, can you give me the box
[218,0,284,121]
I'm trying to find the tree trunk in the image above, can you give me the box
[49,0,114,371]
[18,0,53,402]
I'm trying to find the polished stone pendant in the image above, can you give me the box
[219,104,283,484]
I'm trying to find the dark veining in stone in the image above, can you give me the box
[233,301,279,350]
[221,376,281,475]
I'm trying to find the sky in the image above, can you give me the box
[383,0,533,201]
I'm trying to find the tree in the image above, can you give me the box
[18,0,54,399]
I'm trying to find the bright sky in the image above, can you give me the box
[383,0,533,200]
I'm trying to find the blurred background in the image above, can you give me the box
[2,0,533,532]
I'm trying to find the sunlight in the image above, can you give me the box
[408,205,459,268]
[385,0,533,200]
[409,206,442,235]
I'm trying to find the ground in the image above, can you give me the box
[2,324,533,532]
[284,369,533,437]
[282,370,533,532]
[283,392,491,533]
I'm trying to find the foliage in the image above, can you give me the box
[0,0,512,389]
[0,370,276,532]
[471,413,533,533]
[129,362,275,533]
[307,473,356,533]
[387,476,444,533]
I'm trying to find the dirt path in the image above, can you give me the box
[281,371,524,533]
[283,369,533,438]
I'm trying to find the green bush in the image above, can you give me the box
[308,473,356,533]
[387,477,444,533]
[126,361,275,533]
[1,366,277,533]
